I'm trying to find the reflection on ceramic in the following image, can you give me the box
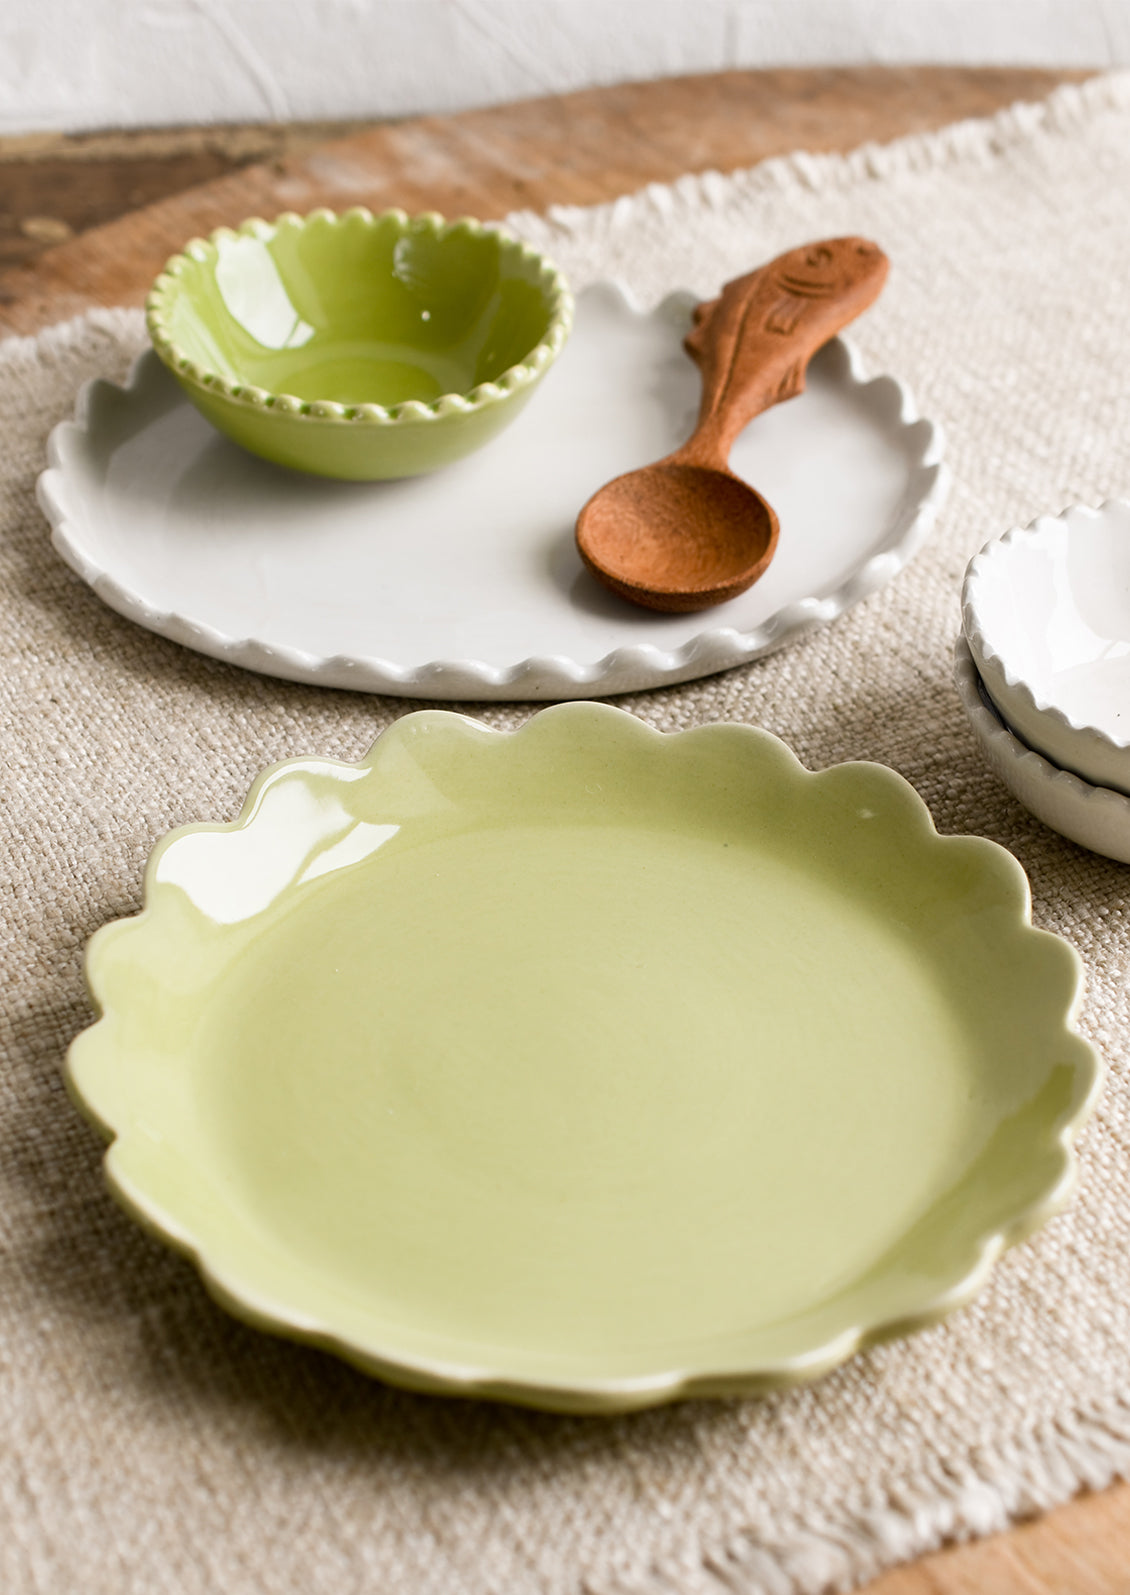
[40,284,948,702]
[68,703,1098,1412]
[955,633,1130,864]
[963,502,1130,796]
[145,209,573,479]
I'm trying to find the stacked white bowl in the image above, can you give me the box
[957,500,1130,862]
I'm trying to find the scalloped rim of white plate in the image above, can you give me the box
[962,501,1130,772]
[954,631,1130,864]
[38,281,951,701]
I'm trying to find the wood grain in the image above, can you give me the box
[3,63,1128,1595]
[0,121,376,270]
[0,66,1089,338]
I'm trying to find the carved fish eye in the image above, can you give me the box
[805,245,833,267]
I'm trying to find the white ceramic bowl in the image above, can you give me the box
[962,501,1130,796]
[954,633,1130,864]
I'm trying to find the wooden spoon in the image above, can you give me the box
[575,236,890,612]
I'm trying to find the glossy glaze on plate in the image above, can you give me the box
[146,209,573,480]
[68,704,1099,1411]
[955,632,1130,864]
[963,502,1130,796]
[39,282,949,701]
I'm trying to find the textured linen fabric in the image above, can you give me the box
[5,73,1130,1595]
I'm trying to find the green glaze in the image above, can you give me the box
[70,705,1099,1411]
[145,209,573,480]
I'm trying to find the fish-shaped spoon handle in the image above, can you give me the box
[676,237,889,467]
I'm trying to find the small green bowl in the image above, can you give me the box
[145,208,573,480]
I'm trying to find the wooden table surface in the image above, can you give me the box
[4,64,1128,1595]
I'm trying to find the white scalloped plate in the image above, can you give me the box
[39,283,948,701]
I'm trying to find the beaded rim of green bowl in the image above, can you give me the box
[144,207,574,426]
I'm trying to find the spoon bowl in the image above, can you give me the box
[576,462,778,611]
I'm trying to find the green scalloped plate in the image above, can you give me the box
[68,705,1100,1411]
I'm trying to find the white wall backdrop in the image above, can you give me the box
[2,0,1128,137]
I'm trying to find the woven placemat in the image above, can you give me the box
[4,73,1130,1595]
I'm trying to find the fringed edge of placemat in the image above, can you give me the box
[1,304,146,383]
[627,1396,1130,1594]
[511,69,1130,256]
